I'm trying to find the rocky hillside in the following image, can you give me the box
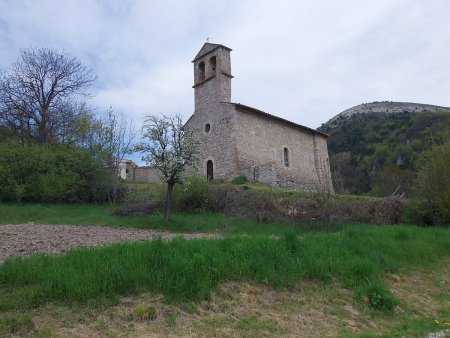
[324,101,450,128]
[318,102,450,196]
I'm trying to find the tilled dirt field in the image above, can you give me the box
[0,223,221,264]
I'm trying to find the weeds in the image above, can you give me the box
[173,176,209,211]
[205,185,405,225]
[0,313,35,336]
[231,175,247,185]
[135,304,157,321]
[366,283,397,312]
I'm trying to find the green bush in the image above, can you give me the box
[232,175,247,184]
[206,185,404,225]
[366,284,397,312]
[173,176,209,211]
[406,130,450,226]
[0,141,108,202]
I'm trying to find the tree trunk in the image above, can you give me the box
[110,165,119,204]
[164,181,175,221]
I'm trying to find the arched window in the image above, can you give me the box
[198,62,205,81]
[209,56,216,75]
[283,147,290,167]
[206,160,214,180]
[205,123,211,133]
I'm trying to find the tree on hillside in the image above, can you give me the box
[412,129,450,226]
[136,114,199,221]
[0,47,96,144]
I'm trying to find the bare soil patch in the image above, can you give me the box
[0,223,221,264]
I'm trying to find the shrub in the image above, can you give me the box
[406,130,450,226]
[173,176,209,212]
[0,141,108,202]
[366,284,397,312]
[205,185,248,216]
[203,185,404,225]
[232,175,247,184]
[249,192,280,223]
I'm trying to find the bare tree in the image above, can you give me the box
[104,107,135,203]
[0,47,96,144]
[49,101,95,145]
[137,114,199,221]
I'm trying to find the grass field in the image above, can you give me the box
[0,219,449,336]
[0,200,449,337]
[0,202,341,236]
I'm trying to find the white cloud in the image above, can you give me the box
[1,0,450,131]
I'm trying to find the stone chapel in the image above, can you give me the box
[184,43,334,192]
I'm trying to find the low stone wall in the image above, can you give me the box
[127,167,162,183]
[240,162,322,192]
[275,179,317,192]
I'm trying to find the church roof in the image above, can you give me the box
[184,102,328,138]
[232,103,329,138]
[192,43,232,62]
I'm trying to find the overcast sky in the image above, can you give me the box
[1,0,450,130]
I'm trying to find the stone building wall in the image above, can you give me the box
[176,43,335,193]
[126,166,161,183]
[186,44,238,180]
[232,107,332,192]
[184,43,334,192]
[184,101,239,179]
[193,45,232,109]
[312,134,333,191]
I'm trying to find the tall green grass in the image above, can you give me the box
[0,225,448,312]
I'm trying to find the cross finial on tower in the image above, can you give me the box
[206,37,210,43]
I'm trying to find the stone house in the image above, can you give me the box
[184,43,334,192]
[117,159,135,180]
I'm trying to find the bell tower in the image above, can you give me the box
[192,43,233,112]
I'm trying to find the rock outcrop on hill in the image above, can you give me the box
[317,101,450,196]
[324,101,450,128]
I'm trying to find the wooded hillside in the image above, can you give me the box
[319,109,450,196]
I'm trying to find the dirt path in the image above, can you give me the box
[0,223,221,264]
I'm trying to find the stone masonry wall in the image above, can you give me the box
[194,47,231,111]
[241,161,276,185]
[233,108,333,192]
[187,45,238,180]
[126,167,161,183]
[312,134,334,192]
[186,43,334,192]
[185,101,238,179]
